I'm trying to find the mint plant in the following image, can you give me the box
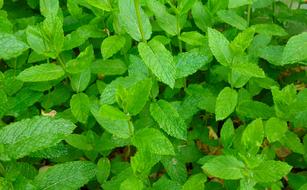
[0,0,306,189]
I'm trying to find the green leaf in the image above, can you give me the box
[202,155,245,180]
[208,28,233,66]
[131,150,161,176]
[264,117,288,143]
[70,69,91,92]
[65,134,93,150]
[161,157,188,184]
[252,24,288,36]
[0,33,29,60]
[215,87,238,121]
[85,0,112,11]
[0,116,76,161]
[138,40,176,88]
[97,157,111,184]
[230,27,255,53]
[146,0,177,36]
[33,161,96,190]
[117,78,152,115]
[178,0,196,14]
[91,59,127,76]
[252,160,292,183]
[221,118,235,148]
[17,63,64,82]
[182,173,207,190]
[217,10,248,30]
[132,128,175,155]
[241,119,264,155]
[70,93,90,123]
[150,100,187,140]
[228,0,250,8]
[118,0,152,41]
[101,35,126,60]
[231,62,265,78]
[282,32,307,65]
[192,1,212,32]
[175,50,211,78]
[40,0,59,17]
[66,45,94,74]
[120,175,144,190]
[92,104,132,139]
[26,16,64,58]
[280,131,304,154]
[179,31,207,46]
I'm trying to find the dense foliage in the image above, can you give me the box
[0,0,307,189]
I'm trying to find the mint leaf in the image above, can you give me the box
[138,40,176,88]
[241,119,264,155]
[202,155,245,180]
[120,175,144,190]
[0,116,76,161]
[215,87,238,120]
[282,32,307,65]
[70,93,90,123]
[228,0,250,8]
[17,64,64,82]
[118,0,152,41]
[252,160,292,183]
[132,128,175,156]
[182,173,207,190]
[101,35,126,60]
[208,28,233,66]
[117,78,152,115]
[231,62,265,78]
[265,117,288,143]
[0,33,29,60]
[221,118,235,148]
[217,10,248,30]
[92,104,132,139]
[33,161,96,190]
[150,100,187,140]
[252,24,288,36]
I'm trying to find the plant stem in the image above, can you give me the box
[134,0,146,42]
[57,55,66,68]
[289,0,294,8]
[176,15,182,52]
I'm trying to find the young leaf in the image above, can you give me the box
[138,40,176,88]
[217,10,248,30]
[179,31,207,46]
[161,157,188,184]
[92,59,127,76]
[132,128,175,156]
[97,157,111,184]
[131,150,161,176]
[230,27,255,53]
[202,155,245,180]
[265,117,288,143]
[101,35,126,60]
[70,93,90,123]
[117,78,152,115]
[241,119,264,155]
[70,69,91,92]
[208,28,233,66]
[66,45,94,74]
[85,0,112,11]
[92,104,132,139]
[282,32,307,65]
[26,16,64,58]
[0,116,76,161]
[118,0,152,41]
[33,161,96,190]
[215,87,238,121]
[221,118,235,148]
[252,160,292,183]
[0,33,29,60]
[150,100,187,140]
[17,63,64,82]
